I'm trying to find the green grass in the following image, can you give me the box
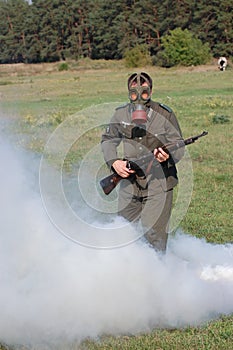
[80,316,233,350]
[0,60,232,349]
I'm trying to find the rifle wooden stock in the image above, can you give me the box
[99,173,123,195]
[100,131,208,195]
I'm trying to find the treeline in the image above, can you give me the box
[0,0,232,64]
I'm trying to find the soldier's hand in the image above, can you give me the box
[112,160,135,178]
[154,147,169,162]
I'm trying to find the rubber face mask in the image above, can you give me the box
[128,75,151,124]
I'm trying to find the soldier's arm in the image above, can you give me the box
[101,118,122,169]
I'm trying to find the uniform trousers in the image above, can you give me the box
[118,177,173,252]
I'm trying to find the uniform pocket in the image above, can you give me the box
[119,122,135,138]
[145,128,167,149]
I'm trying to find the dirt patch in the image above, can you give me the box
[0,62,58,77]
[0,61,223,78]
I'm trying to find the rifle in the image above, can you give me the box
[100,131,208,195]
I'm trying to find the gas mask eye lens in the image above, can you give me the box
[129,88,138,102]
[141,87,150,101]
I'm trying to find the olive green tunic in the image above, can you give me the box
[101,100,184,251]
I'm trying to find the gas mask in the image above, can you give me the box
[128,73,152,124]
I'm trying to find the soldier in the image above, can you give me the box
[101,72,184,252]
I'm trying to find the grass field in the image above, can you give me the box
[0,60,232,349]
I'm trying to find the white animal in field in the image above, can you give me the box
[218,56,227,71]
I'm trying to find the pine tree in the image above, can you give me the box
[0,0,231,63]
[0,0,29,63]
[191,0,233,57]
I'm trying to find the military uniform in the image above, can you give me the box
[101,99,184,252]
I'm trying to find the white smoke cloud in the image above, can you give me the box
[0,135,233,349]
